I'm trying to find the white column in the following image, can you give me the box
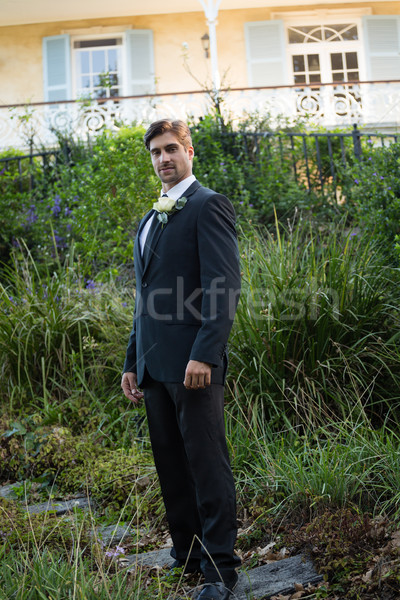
[197,0,222,91]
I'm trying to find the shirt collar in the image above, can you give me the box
[160,175,196,201]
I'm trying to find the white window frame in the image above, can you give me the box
[285,17,367,85]
[70,32,127,101]
[271,10,371,86]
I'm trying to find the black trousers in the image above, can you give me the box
[143,375,240,584]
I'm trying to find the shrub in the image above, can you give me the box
[340,140,400,264]
[191,115,313,225]
[0,126,158,274]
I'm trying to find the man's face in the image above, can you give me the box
[149,131,194,191]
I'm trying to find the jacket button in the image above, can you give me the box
[142,282,148,288]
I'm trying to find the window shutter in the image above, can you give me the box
[42,34,71,101]
[125,30,155,95]
[363,16,400,80]
[245,20,287,87]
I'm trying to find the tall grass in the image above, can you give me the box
[226,393,400,520]
[0,245,140,445]
[229,218,400,428]
[0,505,183,600]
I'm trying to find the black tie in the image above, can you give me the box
[142,194,167,264]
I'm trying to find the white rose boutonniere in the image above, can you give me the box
[152,196,187,226]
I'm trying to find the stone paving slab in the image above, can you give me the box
[125,547,172,568]
[0,483,22,498]
[231,554,323,600]
[96,523,142,544]
[123,549,323,600]
[23,497,92,515]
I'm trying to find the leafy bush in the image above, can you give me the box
[340,140,400,263]
[0,127,157,274]
[191,115,314,225]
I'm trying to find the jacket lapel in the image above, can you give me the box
[134,211,154,279]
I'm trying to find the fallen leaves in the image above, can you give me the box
[270,582,323,600]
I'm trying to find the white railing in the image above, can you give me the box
[1,81,399,151]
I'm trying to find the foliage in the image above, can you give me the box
[0,542,198,600]
[229,219,400,427]
[0,496,91,552]
[191,115,315,225]
[228,394,400,519]
[0,149,44,265]
[0,417,159,518]
[340,139,400,264]
[0,500,179,600]
[0,126,157,274]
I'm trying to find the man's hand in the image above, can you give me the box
[121,371,144,403]
[184,360,212,389]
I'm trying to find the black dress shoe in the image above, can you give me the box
[196,580,237,600]
[169,558,201,574]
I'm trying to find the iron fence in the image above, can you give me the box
[0,148,66,194]
[222,125,399,195]
[1,125,398,195]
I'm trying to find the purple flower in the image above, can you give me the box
[354,179,359,184]
[54,234,65,248]
[26,205,38,224]
[64,206,72,216]
[380,176,384,180]
[85,279,96,290]
[105,546,125,558]
[373,172,377,176]
[52,195,62,216]
[0,168,5,176]
[122,302,127,307]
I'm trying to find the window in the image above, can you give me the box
[286,21,363,118]
[287,22,362,87]
[74,38,123,100]
[43,30,155,102]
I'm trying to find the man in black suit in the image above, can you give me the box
[121,119,241,600]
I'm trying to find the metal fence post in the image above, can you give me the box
[352,123,362,161]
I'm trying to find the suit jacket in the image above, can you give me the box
[123,180,241,386]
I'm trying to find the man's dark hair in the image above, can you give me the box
[144,119,192,150]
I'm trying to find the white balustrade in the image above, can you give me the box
[1,83,399,151]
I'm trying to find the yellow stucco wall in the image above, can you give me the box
[1,3,400,105]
